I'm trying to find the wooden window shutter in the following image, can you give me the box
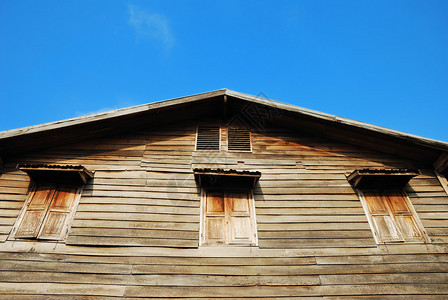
[202,190,257,246]
[196,126,220,151]
[15,185,56,238]
[385,191,424,242]
[364,191,403,242]
[39,186,79,239]
[227,127,251,152]
[227,192,253,244]
[204,191,226,244]
[15,185,80,240]
[363,190,426,243]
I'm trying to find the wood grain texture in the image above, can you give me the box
[0,119,447,298]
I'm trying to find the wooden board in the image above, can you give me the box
[0,119,447,298]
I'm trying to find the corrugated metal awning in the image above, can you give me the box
[348,168,419,189]
[17,164,94,185]
[193,168,261,188]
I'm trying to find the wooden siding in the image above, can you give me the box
[0,242,447,298]
[0,120,448,297]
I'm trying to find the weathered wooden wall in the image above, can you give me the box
[0,242,447,298]
[0,120,447,297]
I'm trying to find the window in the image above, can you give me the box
[360,190,427,243]
[196,126,220,151]
[14,184,81,240]
[196,125,251,152]
[348,169,428,244]
[201,189,257,246]
[228,127,251,152]
[11,164,93,241]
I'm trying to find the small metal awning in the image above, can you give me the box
[348,168,419,189]
[17,164,94,185]
[194,168,261,188]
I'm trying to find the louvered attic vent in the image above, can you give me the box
[196,126,220,150]
[228,127,251,152]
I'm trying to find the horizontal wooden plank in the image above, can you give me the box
[84,184,198,192]
[429,236,448,243]
[0,224,13,233]
[259,238,375,248]
[256,215,368,223]
[69,227,198,239]
[427,228,448,236]
[0,187,28,195]
[413,205,448,212]
[71,219,199,230]
[421,220,448,227]
[405,186,446,193]
[76,204,199,215]
[124,284,448,297]
[0,260,132,274]
[131,262,448,276]
[325,296,447,300]
[0,217,17,226]
[255,200,362,208]
[0,271,320,286]
[66,236,198,247]
[79,196,199,207]
[316,254,448,265]
[73,212,198,222]
[0,210,21,217]
[0,180,29,188]
[6,238,448,257]
[320,273,448,285]
[258,230,373,239]
[0,252,316,265]
[257,180,351,188]
[82,190,201,200]
[253,187,355,195]
[412,197,448,205]
[0,202,24,209]
[255,207,364,215]
[254,194,360,201]
[90,178,147,186]
[419,212,448,219]
[0,282,125,296]
[258,223,371,231]
[94,170,151,179]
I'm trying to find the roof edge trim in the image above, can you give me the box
[225,90,448,151]
[0,89,227,139]
[1,88,447,152]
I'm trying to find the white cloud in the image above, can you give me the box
[128,4,174,50]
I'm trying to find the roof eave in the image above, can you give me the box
[225,89,448,152]
[1,88,447,159]
[0,89,227,140]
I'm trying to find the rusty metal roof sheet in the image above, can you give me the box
[193,168,261,176]
[348,168,420,189]
[17,164,94,185]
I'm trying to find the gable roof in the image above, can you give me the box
[1,89,447,169]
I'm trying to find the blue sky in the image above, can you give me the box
[1,1,447,142]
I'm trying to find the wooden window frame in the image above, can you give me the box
[195,125,253,153]
[435,170,448,195]
[9,183,83,241]
[199,188,258,247]
[227,126,252,152]
[357,189,429,244]
[195,125,221,151]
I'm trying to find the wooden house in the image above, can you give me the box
[0,89,448,298]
